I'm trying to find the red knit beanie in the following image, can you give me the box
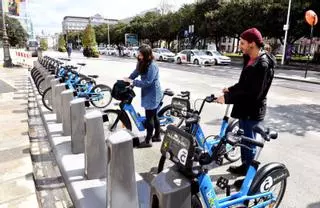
[240,28,264,48]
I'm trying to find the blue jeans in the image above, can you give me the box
[239,119,261,167]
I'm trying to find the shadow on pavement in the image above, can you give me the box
[265,104,320,136]
[206,104,320,137]
[307,202,320,208]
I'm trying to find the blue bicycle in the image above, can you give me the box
[154,125,289,208]
[102,85,188,143]
[157,94,240,173]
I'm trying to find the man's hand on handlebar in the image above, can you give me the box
[216,95,225,104]
[222,88,229,93]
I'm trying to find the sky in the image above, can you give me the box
[25,0,195,35]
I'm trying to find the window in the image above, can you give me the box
[222,37,226,43]
[180,50,187,54]
[229,38,232,43]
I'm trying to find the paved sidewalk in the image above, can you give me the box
[0,67,39,208]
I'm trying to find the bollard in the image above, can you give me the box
[54,83,66,122]
[61,89,74,136]
[51,78,60,113]
[106,130,139,208]
[70,98,86,154]
[150,167,191,208]
[84,110,107,179]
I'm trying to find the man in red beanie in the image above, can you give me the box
[216,28,276,185]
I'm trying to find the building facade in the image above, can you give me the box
[62,14,118,34]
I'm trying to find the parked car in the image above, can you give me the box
[130,46,139,57]
[153,48,175,62]
[106,47,117,55]
[26,40,39,57]
[174,49,215,65]
[204,50,231,65]
[98,47,107,55]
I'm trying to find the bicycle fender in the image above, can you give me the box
[248,162,290,194]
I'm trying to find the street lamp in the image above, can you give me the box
[2,0,13,67]
[281,0,292,65]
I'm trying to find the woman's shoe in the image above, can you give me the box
[152,135,161,142]
[138,141,152,148]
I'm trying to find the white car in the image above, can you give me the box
[98,47,107,55]
[204,50,231,65]
[175,49,215,65]
[130,47,139,57]
[153,48,175,62]
[106,47,117,55]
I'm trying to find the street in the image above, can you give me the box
[44,51,320,208]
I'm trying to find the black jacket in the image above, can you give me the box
[224,53,275,121]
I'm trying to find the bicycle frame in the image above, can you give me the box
[120,93,174,132]
[190,105,232,156]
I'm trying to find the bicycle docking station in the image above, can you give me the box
[30,60,152,208]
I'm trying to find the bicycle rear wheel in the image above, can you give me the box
[246,178,287,208]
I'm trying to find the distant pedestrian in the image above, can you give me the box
[67,43,72,58]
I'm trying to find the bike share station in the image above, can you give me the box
[29,57,290,208]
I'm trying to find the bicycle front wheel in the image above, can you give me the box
[90,84,112,108]
[42,87,53,111]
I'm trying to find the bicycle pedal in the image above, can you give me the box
[216,157,223,166]
[85,101,90,107]
[216,177,229,190]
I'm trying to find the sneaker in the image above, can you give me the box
[138,141,152,148]
[227,164,247,176]
[152,135,161,142]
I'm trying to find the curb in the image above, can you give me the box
[274,75,320,85]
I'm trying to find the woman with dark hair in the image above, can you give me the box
[124,45,162,148]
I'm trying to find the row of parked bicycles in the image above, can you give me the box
[31,56,113,111]
[31,56,290,208]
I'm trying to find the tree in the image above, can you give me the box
[58,34,66,52]
[67,31,83,49]
[94,24,108,45]
[40,38,48,51]
[0,16,28,47]
[82,24,99,57]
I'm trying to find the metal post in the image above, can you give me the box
[1,0,13,68]
[54,83,66,123]
[281,0,292,65]
[84,110,107,179]
[70,98,86,154]
[305,25,314,78]
[61,89,74,136]
[106,130,139,208]
[45,75,55,91]
[50,78,60,113]
[107,22,110,45]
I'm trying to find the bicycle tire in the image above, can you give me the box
[42,87,53,111]
[224,118,241,162]
[103,109,132,132]
[246,177,287,208]
[90,84,112,108]
[36,78,46,95]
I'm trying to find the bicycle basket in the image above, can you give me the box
[111,80,135,102]
[160,125,194,171]
[171,97,190,117]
